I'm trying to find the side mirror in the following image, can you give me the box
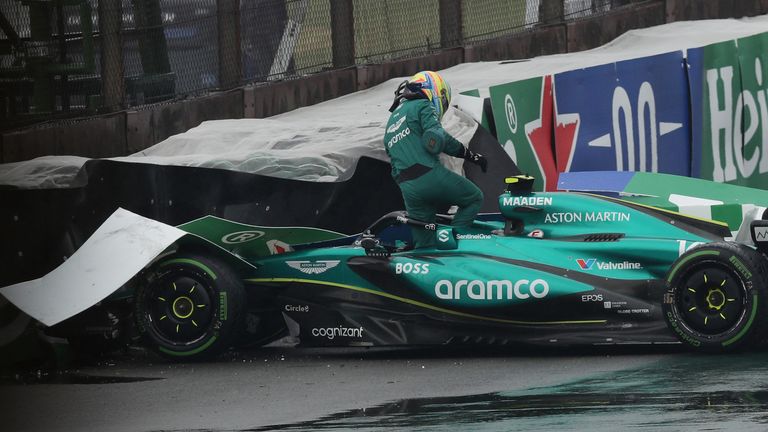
[435,227,458,250]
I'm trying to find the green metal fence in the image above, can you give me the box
[0,0,623,130]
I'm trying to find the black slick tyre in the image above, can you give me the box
[135,253,245,361]
[663,242,768,352]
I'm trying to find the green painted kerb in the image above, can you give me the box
[159,335,218,357]
[666,251,720,283]
[162,258,218,280]
[722,294,758,347]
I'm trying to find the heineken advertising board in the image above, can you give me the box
[690,33,768,188]
[489,76,558,191]
[552,51,691,177]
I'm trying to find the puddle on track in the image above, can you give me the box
[0,372,164,385]
[250,352,768,431]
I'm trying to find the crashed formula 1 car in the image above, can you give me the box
[4,175,768,360]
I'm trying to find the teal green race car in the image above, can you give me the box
[92,174,768,360]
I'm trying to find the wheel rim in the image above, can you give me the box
[146,272,215,346]
[676,263,747,335]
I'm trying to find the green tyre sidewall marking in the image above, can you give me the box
[159,334,219,357]
[161,258,218,280]
[666,250,719,283]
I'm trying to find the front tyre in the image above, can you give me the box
[663,242,768,352]
[135,253,245,361]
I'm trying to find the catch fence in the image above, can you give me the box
[0,0,631,129]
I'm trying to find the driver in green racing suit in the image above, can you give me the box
[384,70,488,248]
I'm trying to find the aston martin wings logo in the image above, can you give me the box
[386,116,407,134]
[286,260,341,274]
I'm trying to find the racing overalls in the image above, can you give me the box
[383,98,483,248]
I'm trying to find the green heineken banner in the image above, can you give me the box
[689,36,767,188]
[733,32,768,187]
[489,76,557,191]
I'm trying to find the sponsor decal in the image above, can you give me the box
[427,137,437,151]
[221,230,265,244]
[502,196,553,206]
[729,255,753,280]
[386,116,407,134]
[284,304,310,313]
[387,127,411,148]
[677,240,704,256]
[753,226,768,241]
[435,279,549,301]
[581,294,604,302]
[505,94,518,133]
[527,229,544,238]
[667,311,701,347]
[267,239,293,255]
[603,300,627,309]
[456,234,492,240]
[544,211,630,224]
[219,292,228,321]
[617,308,651,315]
[286,260,340,274]
[437,229,451,243]
[395,262,430,274]
[312,326,364,340]
[576,258,642,270]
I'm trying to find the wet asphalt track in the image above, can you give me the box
[3,344,768,431]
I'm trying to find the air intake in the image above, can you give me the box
[583,233,624,242]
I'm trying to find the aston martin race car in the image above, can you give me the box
[6,175,768,360]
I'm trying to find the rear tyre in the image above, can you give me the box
[135,253,245,361]
[663,242,768,352]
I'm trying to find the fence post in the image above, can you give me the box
[439,0,462,48]
[132,0,173,101]
[133,0,171,74]
[99,0,125,111]
[539,0,564,25]
[331,0,354,68]
[218,0,242,88]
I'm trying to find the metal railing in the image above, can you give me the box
[0,0,630,130]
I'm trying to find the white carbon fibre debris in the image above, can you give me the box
[0,208,185,326]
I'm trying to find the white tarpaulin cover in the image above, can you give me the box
[0,209,185,326]
[1,16,768,189]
